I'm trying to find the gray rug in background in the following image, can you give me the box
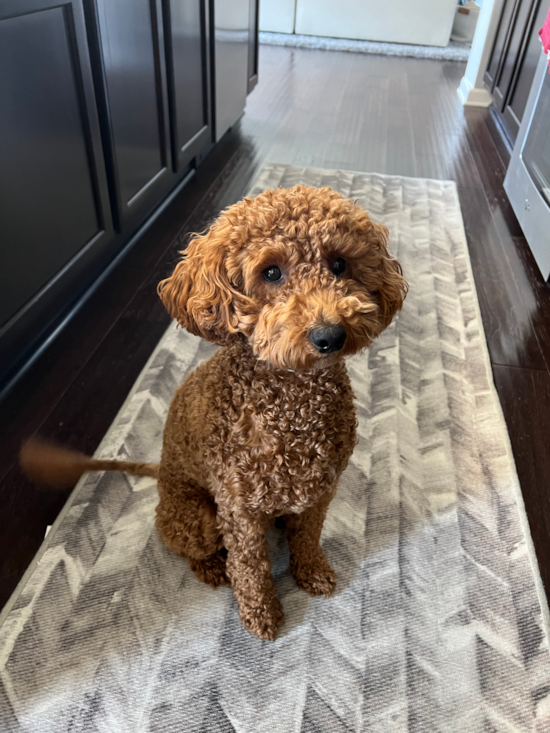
[259,32,471,62]
[1,165,549,732]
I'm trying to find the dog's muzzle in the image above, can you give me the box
[309,325,347,354]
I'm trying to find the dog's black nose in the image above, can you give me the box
[309,325,347,354]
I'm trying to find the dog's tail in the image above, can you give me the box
[20,437,159,490]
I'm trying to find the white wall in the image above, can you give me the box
[294,0,457,47]
[259,0,296,34]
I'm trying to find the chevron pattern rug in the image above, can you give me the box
[1,165,550,732]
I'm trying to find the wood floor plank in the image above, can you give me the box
[512,236,550,373]
[493,365,550,594]
[458,186,547,370]
[463,108,523,237]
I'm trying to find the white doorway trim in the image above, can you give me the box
[457,0,504,106]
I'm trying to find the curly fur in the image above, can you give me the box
[22,185,407,640]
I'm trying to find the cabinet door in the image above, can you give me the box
[485,0,519,91]
[0,0,113,350]
[163,0,212,171]
[91,0,174,231]
[492,0,537,111]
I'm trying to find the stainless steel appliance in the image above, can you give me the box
[212,0,250,141]
[504,52,550,280]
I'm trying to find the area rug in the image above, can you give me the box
[1,165,549,732]
[259,32,471,62]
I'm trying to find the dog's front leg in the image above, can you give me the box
[286,491,337,598]
[220,508,284,640]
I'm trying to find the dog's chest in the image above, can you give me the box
[208,366,357,514]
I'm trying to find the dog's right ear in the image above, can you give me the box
[157,219,243,345]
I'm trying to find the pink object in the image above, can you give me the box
[540,8,550,71]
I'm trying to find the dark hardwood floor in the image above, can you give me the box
[1,44,549,610]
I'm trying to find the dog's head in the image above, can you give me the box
[158,185,407,371]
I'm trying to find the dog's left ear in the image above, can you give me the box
[157,219,244,345]
[372,222,408,327]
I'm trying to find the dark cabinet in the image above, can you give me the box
[485,0,550,145]
[485,0,519,98]
[88,0,215,229]
[503,0,550,137]
[0,0,257,391]
[0,0,113,372]
[163,0,212,171]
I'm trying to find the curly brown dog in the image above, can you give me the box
[21,185,407,640]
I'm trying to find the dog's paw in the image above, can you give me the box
[189,553,230,589]
[292,555,337,598]
[239,596,285,641]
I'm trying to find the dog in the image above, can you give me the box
[21,185,407,640]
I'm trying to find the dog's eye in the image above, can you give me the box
[263,265,283,283]
[331,258,346,276]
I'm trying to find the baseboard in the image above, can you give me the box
[457,77,493,107]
